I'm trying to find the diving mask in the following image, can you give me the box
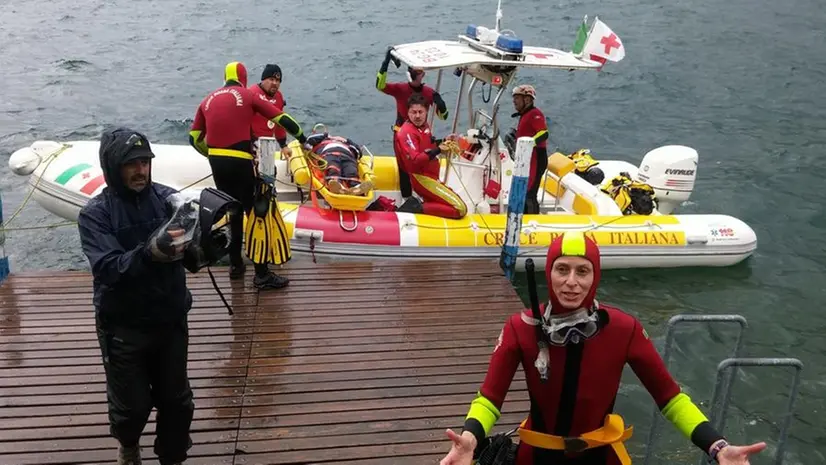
[542,307,600,346]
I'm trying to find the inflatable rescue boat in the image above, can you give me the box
[7,136,756,270]
[5,15,757,270]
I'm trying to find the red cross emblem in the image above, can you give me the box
[529,52,550,59]
[601,33,620,54]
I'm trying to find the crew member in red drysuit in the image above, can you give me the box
[189,61,308,288]
[376,46,449,199]
[395,93,466,219]
[249,63,292,159]
[512,84,549,215]
[439,232,767,465]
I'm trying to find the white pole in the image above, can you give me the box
[500,136,535,280]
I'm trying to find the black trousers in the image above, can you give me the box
[208,156,255,265]
[208,156,270,275]
[323,152,360,185]
[96,317,194,465]
[525,152,549,215]
[398,162,413,198]
[392,129,413,198]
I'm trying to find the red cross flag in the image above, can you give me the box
[582,18,625,67]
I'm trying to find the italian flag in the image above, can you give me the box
[572,16,626,68]
[572,15,589,55]
[54,163,107,195]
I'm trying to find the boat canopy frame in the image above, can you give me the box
[386,1,603,189]
[387,0,604,157]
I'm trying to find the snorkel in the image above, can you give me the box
[525,258,550,383]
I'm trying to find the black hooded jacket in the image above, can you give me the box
[77,127,192,328]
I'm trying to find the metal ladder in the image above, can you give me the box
[642,314,803,465]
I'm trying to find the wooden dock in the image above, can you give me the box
[0,259,531,465]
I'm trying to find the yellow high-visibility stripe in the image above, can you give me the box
[208,148,253,160]
[465,393,501,435]
[661,393,710,439]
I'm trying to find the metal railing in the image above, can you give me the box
[641,314,802,465]
[699,357,803,465]
[643,314,748,465]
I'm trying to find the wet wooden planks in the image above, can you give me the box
[0,259,528,464]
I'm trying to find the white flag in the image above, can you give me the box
[582,18,625,66]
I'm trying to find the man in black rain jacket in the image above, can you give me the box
[77,127,195,465]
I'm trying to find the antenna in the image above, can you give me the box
[495,0,503,32]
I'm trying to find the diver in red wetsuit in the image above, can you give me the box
[511,85,549,215]
[189,61,308,288]
[439,232,767,465]
[395,93,466,219]
[376,46,449,199]
[249,63,292,159]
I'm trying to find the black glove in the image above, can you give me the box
[147,228,179,261]
[385,46,401,68]
[381,47,392,73]
[157,231,177,255]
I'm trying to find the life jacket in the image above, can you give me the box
[561,148,604,185]
[601,172,658,215]
[569,148,599,173]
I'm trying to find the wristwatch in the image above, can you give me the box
[709,439,729,462]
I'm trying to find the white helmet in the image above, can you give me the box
[512,84,536,99]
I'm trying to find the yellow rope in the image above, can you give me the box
[411,212,658,234]
[439,139,462,157]
[0,145,216,236]
[305,150,329,171]
[301,149,337,194]
[413,223,484,231]
[1,222,78,232]
[3,143,70,229]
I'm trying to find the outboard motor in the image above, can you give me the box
[636,145,698,214]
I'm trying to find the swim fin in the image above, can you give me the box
[244,179,292,265]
